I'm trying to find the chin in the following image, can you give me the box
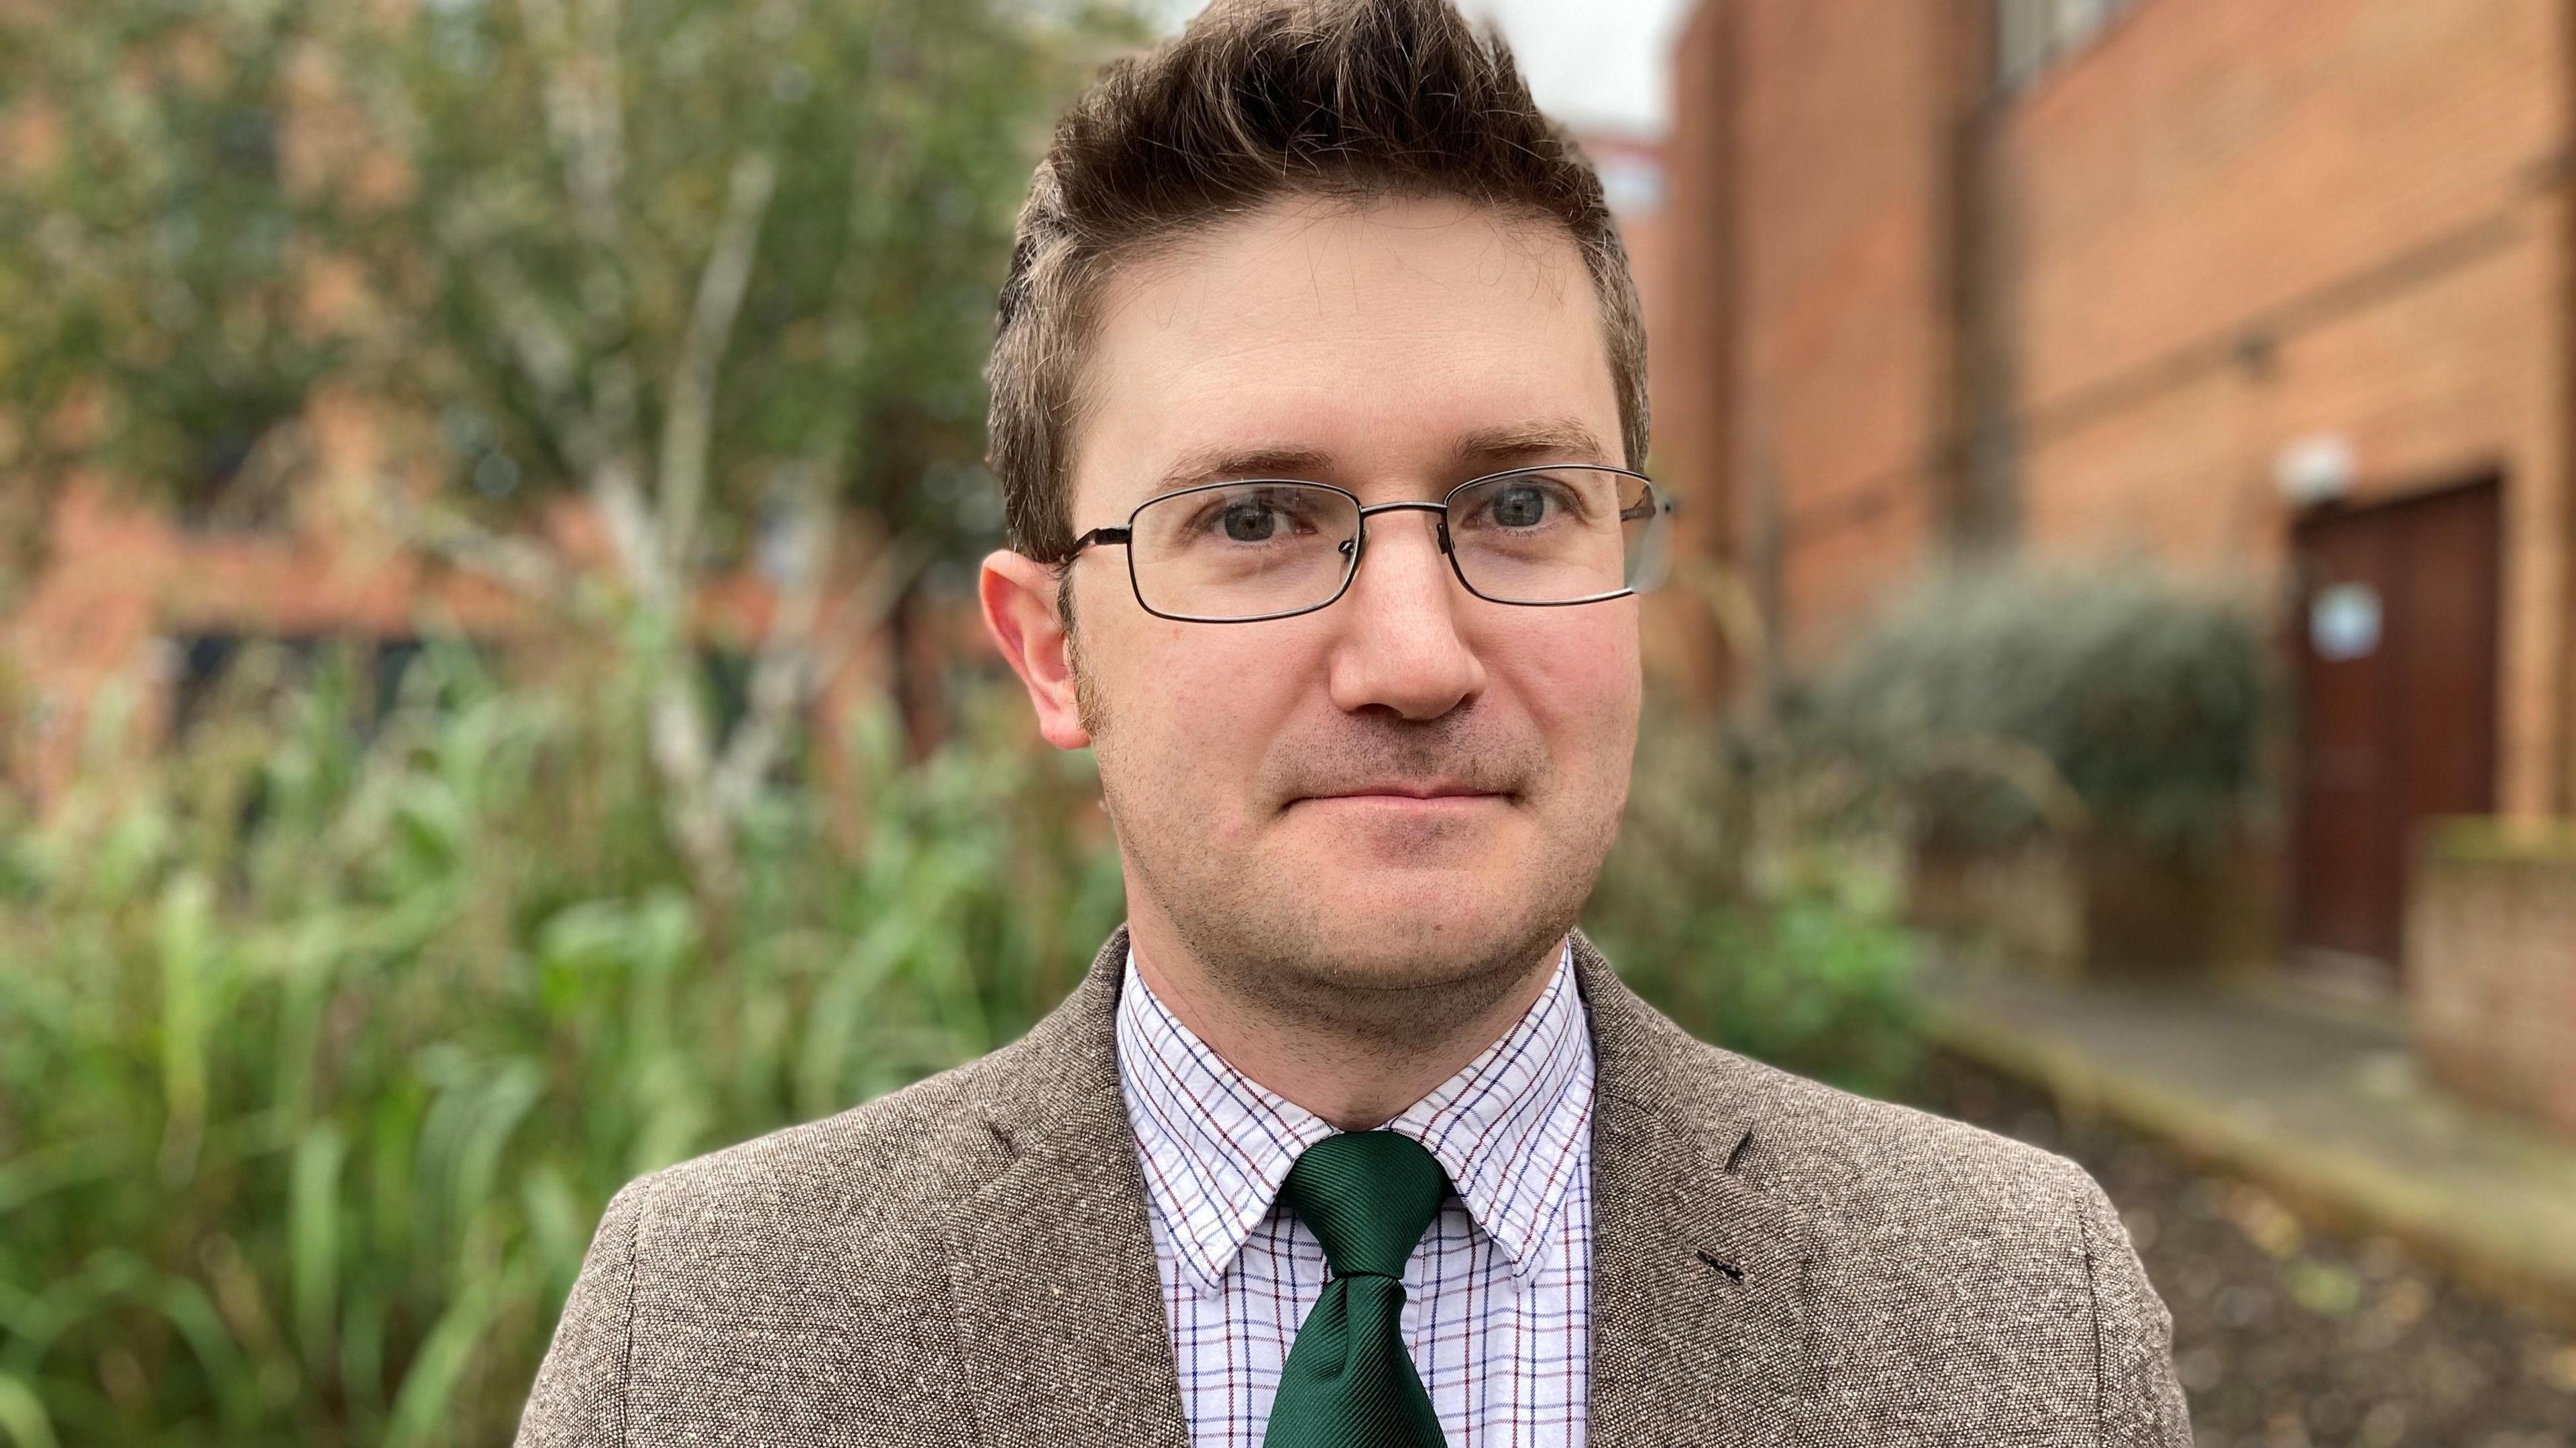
[1312,865,1493,921]
[1289,889,1560,986]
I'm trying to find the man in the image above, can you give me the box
[516,0,2191,1443]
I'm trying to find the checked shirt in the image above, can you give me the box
[1114,945,1596,1448]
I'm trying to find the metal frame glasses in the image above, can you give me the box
[1064,463,1674,624]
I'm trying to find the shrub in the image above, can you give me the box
[1584,698,1926,1096]
[1796,562,2273,862]
[0,644,1122,1447]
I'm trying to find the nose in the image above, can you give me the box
[1324,508,1487,721]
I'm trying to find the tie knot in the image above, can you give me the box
[1279,1131,1452,1280]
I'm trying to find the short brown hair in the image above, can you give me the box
[986,0,1650,564]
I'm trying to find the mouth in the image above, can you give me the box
[1289,781,1513,807]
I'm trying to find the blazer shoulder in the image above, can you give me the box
[1653,1021,2100,1228]
[1584,943,2098,1225]
[1670,1040,2188,1443]
[611,1042,1024,1247]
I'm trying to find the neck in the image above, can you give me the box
[1124,911,1565,1131]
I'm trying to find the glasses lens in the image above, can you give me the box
[1128,482,1362,620]
[1446,467,1664,604]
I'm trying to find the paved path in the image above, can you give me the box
[1926,964,2576,1323]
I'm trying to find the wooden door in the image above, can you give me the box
[2288,478,2502,977]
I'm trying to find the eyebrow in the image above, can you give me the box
[1155,416,1615,491]
[1159,444,1338,491]
[1452,417,1614,469]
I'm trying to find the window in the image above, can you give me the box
[1996,0,2137,92]
[164,632,478,744]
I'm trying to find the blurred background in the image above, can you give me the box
[1,0,2573,1443]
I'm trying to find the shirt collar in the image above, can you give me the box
[1114,942,1595,1295]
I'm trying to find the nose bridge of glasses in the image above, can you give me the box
[1343,502,1466,620]
[1356,499,1455,557]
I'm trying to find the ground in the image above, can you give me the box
[1916,1054,2576,1448]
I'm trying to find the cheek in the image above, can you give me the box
[1493,612,1641,778]
[1088,612,1326,785]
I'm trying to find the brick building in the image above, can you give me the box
[1661,0,2576,1117]
[0,404,895,808]
[1578,127,1748,696]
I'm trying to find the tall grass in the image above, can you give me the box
[0,645,1123,1446]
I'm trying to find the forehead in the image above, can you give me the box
[1067,194,1623,518]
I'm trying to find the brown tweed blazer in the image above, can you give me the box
[516,928,2190,1447]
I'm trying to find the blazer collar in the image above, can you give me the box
[943,926,1190,1448]
[945,926,1810,1448]
[1574,933,1815,1448]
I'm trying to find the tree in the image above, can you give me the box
[0,0,1134,905]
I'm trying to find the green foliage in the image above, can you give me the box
[0,0,1126,554]
[0,5,338,511]
[0,657,1937,1443]
[0,652,1939,1441]
[1585,699,1926,1096]
[0,647,1122,1446]
[0,645,1945,1447]
[1797,562,2273,860]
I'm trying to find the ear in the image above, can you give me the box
[979,548,1091,750]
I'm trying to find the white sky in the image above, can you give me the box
[1144,0,1698,137]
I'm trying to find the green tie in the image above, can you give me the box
[1260,1131,1454,1448]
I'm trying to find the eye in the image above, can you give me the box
[1195,486,1332,543]
[1222,502,1281,542]
[1487,482,1553,528]
[1491,486,1549,527]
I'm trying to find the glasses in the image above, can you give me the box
[1065,465,1672,624]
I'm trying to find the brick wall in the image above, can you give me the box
[1996,0,2574,818]
[1707,0,1960,668]
[1668,0,2575,816]
[1652,3,1732,545]
[2409,821,2576,1137]
[1,394,892,803]
[1661,0,2576,1003]
[1645,3,1741,700]
[1582,129,1732,700]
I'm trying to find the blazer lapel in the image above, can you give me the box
[943,927,1190,1448]
[1576,934,1813,1448]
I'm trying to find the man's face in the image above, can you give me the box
[985,194,1640,1001]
